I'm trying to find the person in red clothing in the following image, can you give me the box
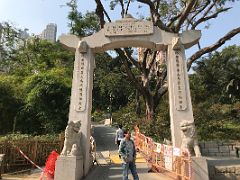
[40,150,59,180]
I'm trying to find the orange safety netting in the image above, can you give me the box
[134,126,192,180]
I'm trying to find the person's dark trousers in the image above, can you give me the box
[122,161,139,180]
[236,147,240,158]
[117,140,121,147]
[117,140,121,158]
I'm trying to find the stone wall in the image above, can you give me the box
[211,165,240,180]
[199,141,240,157]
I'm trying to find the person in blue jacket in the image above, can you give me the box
[118,129,139,180]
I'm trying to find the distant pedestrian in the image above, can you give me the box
[90,136,97,163]
[119,129,139,180]
[115,124,124,148]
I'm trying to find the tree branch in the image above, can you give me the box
[119,0,125,18]
[187,27,240,70]
[154,85,168,109]
[125,0,131,15]
[103,8,112,22]
[148,51,157,73]
[154,78,168,110]
[142,48,150,75]
[167,13,182,28]
[95,0,111,28]
[123,48,141,70]
[154,67,167,97]
[202,0,220,18]
[186,0,211,29]
[95,0,106,28]
[115,48,147,96]
[156,0,160,11]
[136,0,173,32]
[175,0,197,32]
[191,7,231,29]
[137,0,154,9]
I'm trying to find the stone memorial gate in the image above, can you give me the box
[55,15,202,180]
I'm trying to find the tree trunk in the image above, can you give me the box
[145,95,155,121]
[135,90,141,117]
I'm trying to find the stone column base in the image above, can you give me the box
[192,157,209,180]
[54,156,83,180]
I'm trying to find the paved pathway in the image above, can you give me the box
[83,125,173,180]
[2,170,42,180]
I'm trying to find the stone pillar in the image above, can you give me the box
[167,37,195,148]
[68,41,95,176]
[191,157,209,180]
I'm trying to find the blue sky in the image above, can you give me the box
[0,0,239,57]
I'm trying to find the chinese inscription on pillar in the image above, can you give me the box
[75,54,88,112]
[174,51,187,111]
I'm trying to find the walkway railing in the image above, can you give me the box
[134,126,192,180]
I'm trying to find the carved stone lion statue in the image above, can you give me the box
[61,121,82,156]
[180,120,201,157]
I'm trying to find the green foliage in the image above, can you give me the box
[0,69,72,135]
[112,45,240,142]
[91,110,106,122]
[8,38,74,76]
[0,75,22,134]
[112,94,171,142]
[15,70,71,134]
[0,133,59,142]
[190,45,240,140]
[192,45,240,104]
[106,0,236,26]
[193,102,240,140]
[0,25,74,75]
[112,100,142,131]
[1,2,239,145]
[0,22,22,71]
[0,23,74,135]
[93,53,134,112]
[67,0,99,36]
[150,96,170,141]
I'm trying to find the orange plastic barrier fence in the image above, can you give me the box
[134,126,192,180]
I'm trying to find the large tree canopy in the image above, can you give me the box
[0,23,75,134]
[16,70,71,134]
[192,45,240,104]
[90,0,240,120]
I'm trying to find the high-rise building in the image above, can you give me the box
[40,23,57,42]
